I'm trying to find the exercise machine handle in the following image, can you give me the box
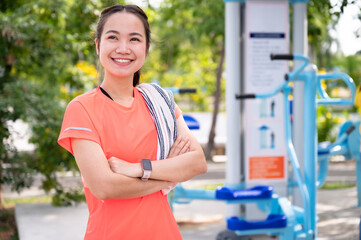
[235,82,289,100]
[178,88,197,94]
[346,124,356,135]
[235,94,256,99]
[270,54,310,81]
[270,54,294,60]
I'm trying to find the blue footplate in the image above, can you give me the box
[215,185,273,200]
[227,214,287,231]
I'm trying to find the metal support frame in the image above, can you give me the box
[225,0,243,217]
[292,0,308,208]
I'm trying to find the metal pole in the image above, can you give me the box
[356,158,361,207]
[225,0,242,217]
[303,65,318,238]
[292,1,308,207]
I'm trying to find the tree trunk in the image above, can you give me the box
[205,43,225,160]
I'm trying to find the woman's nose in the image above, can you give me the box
[116,41,131,54]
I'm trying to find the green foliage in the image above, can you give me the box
[307,0,334,66]
[51,188,85,207]
[145,0,225,111]
[0,0,102,206]
[307,0,361,67]
[317,106,341,143]
[325,53,361,114]
[332,54,361,86]
[320,181,355,190]
[3,196,51,208]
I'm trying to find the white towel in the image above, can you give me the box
[137,83,178,195]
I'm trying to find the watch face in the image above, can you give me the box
[142,159,152,170]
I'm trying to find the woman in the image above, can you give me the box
[57,4,207,240]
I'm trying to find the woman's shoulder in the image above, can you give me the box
[69,87,100,105]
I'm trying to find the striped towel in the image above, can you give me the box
[137,83,178,195]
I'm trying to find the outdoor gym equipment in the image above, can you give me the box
[169,54,357,239]
[317,120,361,206]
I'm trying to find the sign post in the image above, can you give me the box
[244,0,289,219]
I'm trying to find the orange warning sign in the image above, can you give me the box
[249,156,285,180]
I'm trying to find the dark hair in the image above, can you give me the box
[96,4,151,86]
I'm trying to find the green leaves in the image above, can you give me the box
[144,1,225,111]
[0,0,101,206]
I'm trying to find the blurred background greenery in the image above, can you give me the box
[0,0,360,206]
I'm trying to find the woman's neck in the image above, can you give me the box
[100,74,134,105]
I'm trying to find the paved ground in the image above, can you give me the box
[5,160,361,239]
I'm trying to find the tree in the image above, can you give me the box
[307,0,361,67]
[149,0,225,160]
[0,0,115,206]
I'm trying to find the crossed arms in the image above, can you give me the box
[71,115,207,200]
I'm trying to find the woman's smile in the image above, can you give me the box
[112,57,133,66]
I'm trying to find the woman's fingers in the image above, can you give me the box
[168,135,190,158]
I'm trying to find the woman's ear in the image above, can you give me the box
[95,39,99,56]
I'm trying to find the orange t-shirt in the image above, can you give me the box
[58,86,182,240]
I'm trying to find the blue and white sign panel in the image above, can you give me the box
[244,0,289,211]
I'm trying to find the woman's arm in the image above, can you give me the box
[150,115,207,181]
[109,115,207,182]
[72,138,176,200]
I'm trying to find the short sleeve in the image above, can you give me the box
[174,103,182,119]
[57,100,100,155]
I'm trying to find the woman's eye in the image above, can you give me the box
[108,36,117,40]
[130,37,140,42]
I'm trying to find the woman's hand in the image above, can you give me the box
[167,135,191,159]
[108,157,142,178]
[108,135,190,181]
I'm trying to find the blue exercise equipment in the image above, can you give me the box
[216,186,273,200]
[170,54,359,239]
[183,115,200,130]
[317,120,361,206]
[227,214,287,231]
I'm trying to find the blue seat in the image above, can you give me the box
[227,214,287,231]
[183,114,200,130]
[215,185,273,200]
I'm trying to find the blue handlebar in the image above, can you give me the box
[316,72,355,106]
[270,54,310,81]
[287,54,310,81]
[236,54,309,100]
[255,82,288,99]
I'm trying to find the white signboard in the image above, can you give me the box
[244,1,289,186]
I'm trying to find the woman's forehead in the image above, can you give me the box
[103,12,145,36]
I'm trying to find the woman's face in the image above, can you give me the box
[96,12,147,81]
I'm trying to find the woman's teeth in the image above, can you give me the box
[114,59,131,63]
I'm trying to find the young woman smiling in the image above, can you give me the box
[58,4,207,240]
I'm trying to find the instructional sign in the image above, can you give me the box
[244,1,289,184]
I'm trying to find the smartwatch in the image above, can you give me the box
[141,158,152,181]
